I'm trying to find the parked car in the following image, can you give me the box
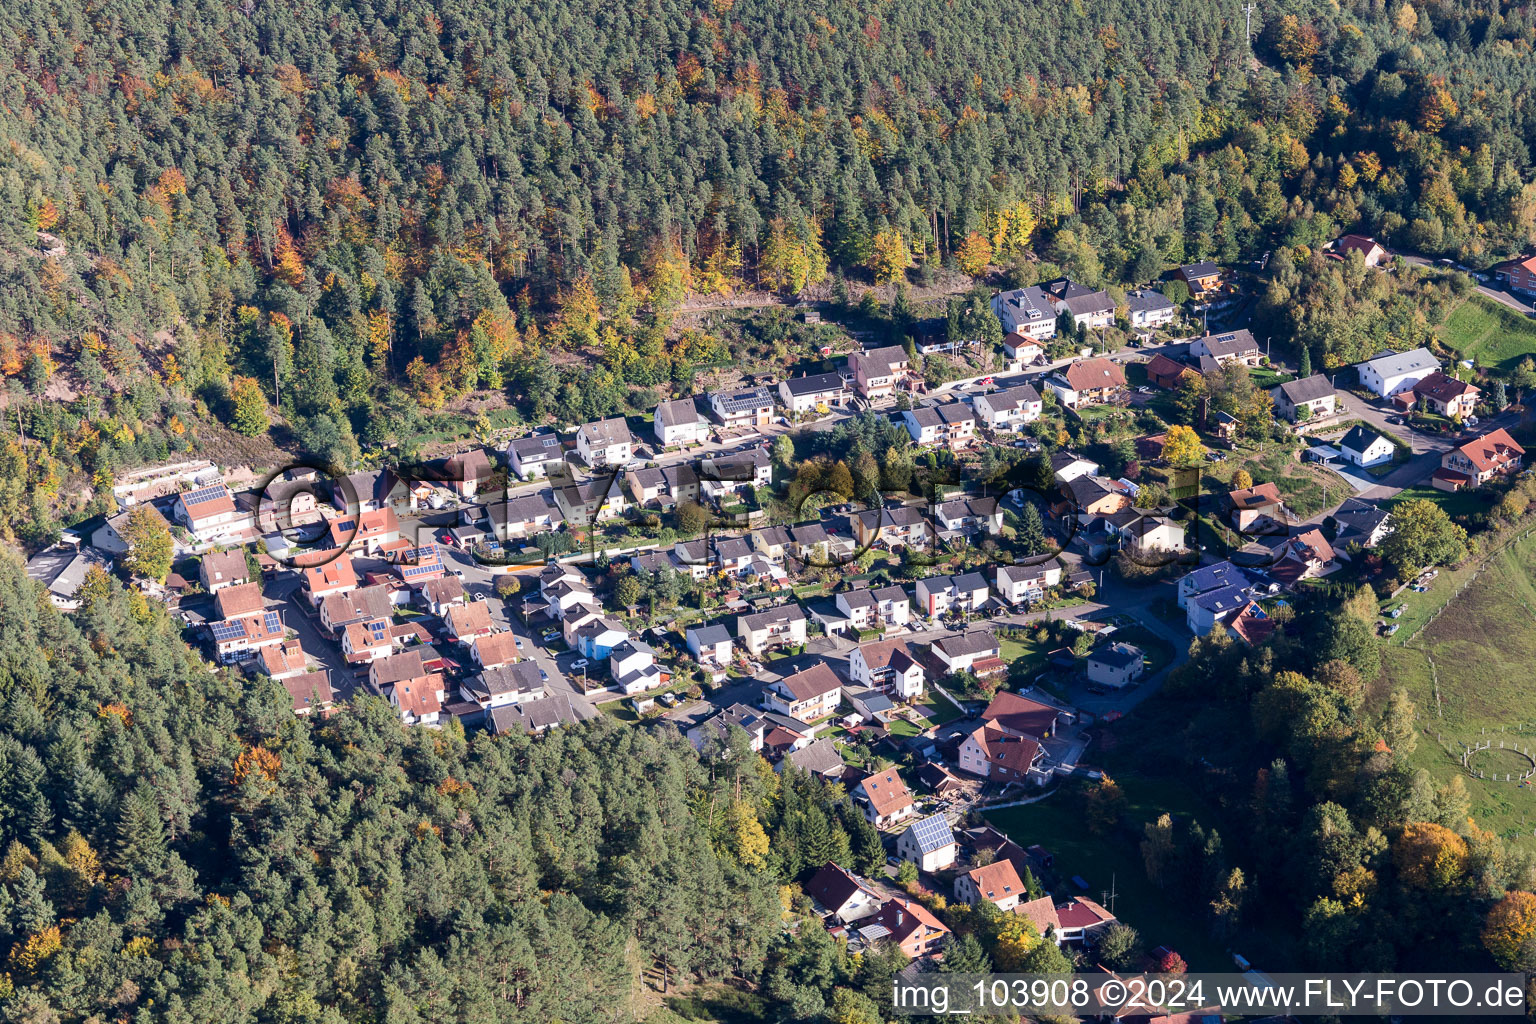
[569,658,589,671]
[514,637,525,650]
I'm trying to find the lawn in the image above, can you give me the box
[1440,294,1536,372]
[1379,532,1536,840]
[918,689,965,726]
[999,636,1049,676]
[1385,482,1498,524]
[1197,441,1349,518]
[1103,624,1177,677]
[986,772,1230,971]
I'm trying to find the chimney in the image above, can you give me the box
[895,908,904,926]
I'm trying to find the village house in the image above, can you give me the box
[934,496,1002,537]
[554,476,627,523]
[1002,332,1045,364]
[789,523,832,563]
[851,769,916,828]
[687,702,767,753]
[1063,474,1132,516]
[1054,898,1118,944]
[848,345,910,401]
[328,506,401,555]
[860,898,950,960]
[387,541,446,586]
[763,662,844,722]
[391,673,447,726]
[806,863,884,924]
[460,661,546,713]
[1355,348,1439,398]
[1144,352,1199,391]
[699,448,772,501]
[848,638,926,698]
[418,576,465,617]
[991,285,1058,340]
[896,813,958,872]
[488,493,562,543]
[1274,528,1338,583]
[1330,497,1393,549]
[445,449,492,500]
[302,551,358,607]
[1339,425,1396,468]
[1406,370,1480,418]
[852,505,931,551]
[709,386,776,429]
[781,737,846,779]
[207,583,286,662]
[1174,261,1221,299]
[931,630,1004,677]
[844,687,896,723]
[1187,583,1254,636]
[914,572,990,618]
[1048,358,1127,409]
[973,384,1043,431]
[283,671,335,717]
[488,695,583,736]
[445,601,496,645]
[1271,374,1338,422]
[88,505,171,561]
[572,616,628,660]
[1122,514,1187,556]
[1051,452,1100,483]
[1125,288,1176,331]
[653,397,710,448]
[686,623,734,668]
[469,631,520,672]
[995,559,1063,605]
[779,373,849,415]
[198,550,250,593]
[1225,601,1277,646]
[957,722,1044,783]
[1087,643,1146,688]
[507,433,564,480]
[610,638,663,694]
[1227,482,1290,532]
[1052,286,1115,331]
[750,526,792,562]
[1434,428,1525,490]
[955,859,1028,912]
[737,603,808,655]
[981,690,1062,741]
[174,482,255,545]
[1493,252,1536,296]
[341,618,396,664]
[902,401,977,448]
[1334,233,1388,266]
[320,583,396,635]
[575,417,635,468]
[1177,558,1258,608]
[257,638,310,681]
[834,588,882,632]
[1190,329,1261,368]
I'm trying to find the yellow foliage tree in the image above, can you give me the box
[1162,424,1206,467]
[404,356,446,410]
[727,800,770,870]
[1393,821,1468,889]
[954,231,994,276]
[991,201,1037,261]
[1483,891,1536,970]
[867,229,911,284]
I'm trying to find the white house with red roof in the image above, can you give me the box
[1434,428,1525,491]
[302,552,358,607]
[851,769,915,829]
[805,862,884,924]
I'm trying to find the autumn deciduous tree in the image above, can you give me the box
[1085,775,1126,835]
[1393,821,1468,889]
[1162,424,1205,466]
[228,376,269,436]
[954,232,994,276]
[1483,891,1536,971]
[867,229,911,284]
[122,505,173,583]
[1231,468,1254,490]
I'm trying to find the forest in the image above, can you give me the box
[3,0,1536,546]
[0,554,948,1022]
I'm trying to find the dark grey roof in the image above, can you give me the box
[1126,288,1175,313]
[934,630,999,658]
[782,373,846,397]
[986,384,1041,408]
[1089,642,1143,670]
[1341,425,1388,453]
[740,603,806,630]
[490,694,582,733]
[655,397,704,429]
[26,548,109,599]
[1198,329,1259,358]
[578,418,631,447]
[1066,474,1117,507]
[785,737,846,776]
[509,434,563,460]
[689,623,733,645]
[1275,373,1335,405]
[995,286,1054,325]
[1062,290,1114,316]
[473,661,545,698]
[712,387,774,413]
[1179,261,1219,278]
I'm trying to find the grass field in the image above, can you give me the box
[1385,482,1499,523]
[918,689,965,726]
[986,772,1230,970]
[1441,294,1536,372]
[1380,532,1536,839]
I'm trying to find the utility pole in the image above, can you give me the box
[1243,3,1257,46]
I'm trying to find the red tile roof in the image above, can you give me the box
[964,859,1026,905]
[980,691,1059,740]
[777,662,843,702]
[855,769,914,819]
[1063,357,1127,392]
[1228,482,1282,510]
[966,723,1042,775]
[214,582,265,619]
[1453,428,1525,474]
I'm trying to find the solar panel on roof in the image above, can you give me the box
[908,814,954,851]
[210,620,248,641]
[183,484,227,505]
[263,611,282,633]
[332,519,356,532]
